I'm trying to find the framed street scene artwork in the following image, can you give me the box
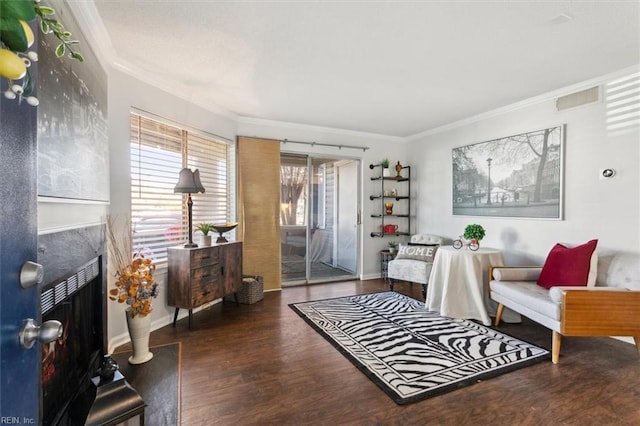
[452,125,564,219]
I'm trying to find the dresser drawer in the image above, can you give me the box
[190,247,219,267]
[190,265,221,306]
[190,264,220,284]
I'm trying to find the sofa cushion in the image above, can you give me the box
[491,280,560,320]
[537,239,598,289]
[395,244,438,262]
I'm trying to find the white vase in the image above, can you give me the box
[125,310,153,364]
[383,168,391,177]
[199,234,212,246]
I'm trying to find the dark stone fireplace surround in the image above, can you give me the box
[38,224,144,424]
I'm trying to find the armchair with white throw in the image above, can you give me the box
[387,234,443,299]
[490,240,640,364]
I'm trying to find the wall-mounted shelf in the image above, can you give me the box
[369,163,411,238]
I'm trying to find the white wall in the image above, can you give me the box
[408,68,640,265]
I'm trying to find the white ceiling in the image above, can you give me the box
[89,1,639,138]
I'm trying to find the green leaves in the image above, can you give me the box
[22,68,34,96]
[463,224,486,241]
[0,18,28,52]
[35,6,55,16]
[33,5,84,62]
[55,43,64,57]
[70,51,84,62]
[0,0,37,21]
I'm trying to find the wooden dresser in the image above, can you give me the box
[167,241,242,328]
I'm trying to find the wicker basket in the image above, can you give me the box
[236,275,264,304]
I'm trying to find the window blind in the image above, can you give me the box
[605,71,640,135]
[130,112,230,266]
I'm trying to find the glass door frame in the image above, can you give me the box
[280,152,361,286]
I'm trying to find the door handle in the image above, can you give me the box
[357,210,362,225]
[19,318,63,349]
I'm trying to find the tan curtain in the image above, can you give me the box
[237,137,281,291]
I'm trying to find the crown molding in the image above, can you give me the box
[405,64,640,142]
[60,3,640,144]
[65,1,117,70]
[66,1,238,121]
[237,116,405,143]
[110,60,239,120]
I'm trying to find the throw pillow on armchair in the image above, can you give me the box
[395,244,438,263]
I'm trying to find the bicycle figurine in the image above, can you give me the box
[452,236,480,251]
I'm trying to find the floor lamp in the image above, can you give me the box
[174,168,206,248]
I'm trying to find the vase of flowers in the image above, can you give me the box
[125,307,154,364]
[107,215,159,364]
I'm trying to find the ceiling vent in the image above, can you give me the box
[556,86,600,111]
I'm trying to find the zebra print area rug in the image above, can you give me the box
[290,291,549,404]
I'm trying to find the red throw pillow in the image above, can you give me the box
[537,239,598,289]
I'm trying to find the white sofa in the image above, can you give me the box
[387,234,443,299]
[490,252,640,363]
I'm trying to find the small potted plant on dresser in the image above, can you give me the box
[196,223,213,246]
[388,241,398,254]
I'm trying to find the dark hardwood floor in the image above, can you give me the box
[117,279,640,425]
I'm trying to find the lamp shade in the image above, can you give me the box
[174,168,205,194]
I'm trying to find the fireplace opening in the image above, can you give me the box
[40,256,104,425]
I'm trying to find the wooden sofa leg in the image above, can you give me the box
[552,331,562,364]
[634,336,640,357]
[494,304,504,326]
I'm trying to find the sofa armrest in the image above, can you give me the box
[560,289,640,336]
[490,266,542,282]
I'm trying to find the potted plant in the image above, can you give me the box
[196,223,214,246]
[388,241,398,254]
[380,158,391,177]
[463,224,486,245]
[381,158,391,177]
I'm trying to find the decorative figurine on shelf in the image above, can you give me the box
[384,202,394,215]
[395,161,403,177]
[383,224,398,234]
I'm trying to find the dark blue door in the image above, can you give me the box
[0,79,40,420]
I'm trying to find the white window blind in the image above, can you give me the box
[130,112,230,266]
[605,71,640,136]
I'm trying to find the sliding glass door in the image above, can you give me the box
[280,153,360,284]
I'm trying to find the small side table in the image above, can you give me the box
[380,250,396,281]
[426,246,504,325]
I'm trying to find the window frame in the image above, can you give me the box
[129,110,235,267]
